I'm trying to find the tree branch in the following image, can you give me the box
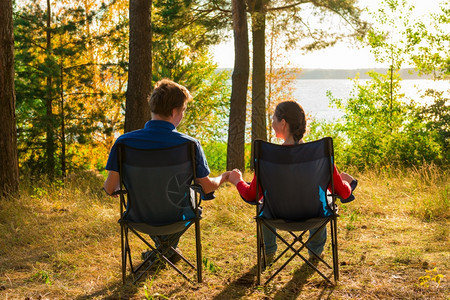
[267,0,309,12]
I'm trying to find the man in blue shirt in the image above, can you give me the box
[104,79,229,263]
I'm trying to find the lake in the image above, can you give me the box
[292,79,449,121]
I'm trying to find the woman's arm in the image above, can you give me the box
[331,166,353,199]
[229,169,258,202]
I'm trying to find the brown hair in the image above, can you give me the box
[274,101,306,143]
[149,79,192,117]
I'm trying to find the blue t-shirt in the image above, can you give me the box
[105,120,210,178]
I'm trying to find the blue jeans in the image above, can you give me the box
[150,234,180,257]
[262,224,327,257]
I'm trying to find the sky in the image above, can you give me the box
[211,0,444,69]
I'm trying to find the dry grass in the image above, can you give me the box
[0,167,448,299]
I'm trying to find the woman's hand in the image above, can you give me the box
[229,169,244,186]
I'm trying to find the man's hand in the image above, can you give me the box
[196,171,232,194]
[103,170,120,197]
[219,171,231,185]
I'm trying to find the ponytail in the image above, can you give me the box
[274,101,306,143]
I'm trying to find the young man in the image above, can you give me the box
[104,78,229,262]
[104,78,228,194]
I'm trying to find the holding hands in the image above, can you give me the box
[228,169,244,186]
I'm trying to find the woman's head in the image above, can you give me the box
[273,101,306,143]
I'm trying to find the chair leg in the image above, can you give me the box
[330,217,339,282]
[121,225,126,284]
[260,220,336,285]
[256,220,262,285]
[195,218,202,283]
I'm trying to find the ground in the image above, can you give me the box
[0,167,448,299]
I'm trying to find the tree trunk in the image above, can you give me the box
[250,0,267,169]
[46,0,55,177]
[0,0,19,196]
[227,0,249,171]
[125,0,152,133]
[60,62,66,177]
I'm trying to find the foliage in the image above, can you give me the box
[13,0,127,176]
[152,0,231,143]
[418,267,444,288]
[308,0,449,169]
[265,13,300,143]
[365,0,413,69]
[14,1,87,175]
[265,0,368,52]
[13,0,230,177]
[309,70,448,169]
[405,2,450,79]
[203,142,227,172]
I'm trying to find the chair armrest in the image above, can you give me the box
[112,189,127,196]
[340,179,358,203]
[328,179,358,203]
[190,184,215,201]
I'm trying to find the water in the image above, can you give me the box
[292,79,449,121]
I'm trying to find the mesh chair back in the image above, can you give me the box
[118,142,196,225]
[255,138,335,221]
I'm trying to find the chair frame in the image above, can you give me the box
[253,138,339,285]
[116,142,203,284]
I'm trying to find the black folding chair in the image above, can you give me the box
[116,141,206,284]
[253,137,340,285]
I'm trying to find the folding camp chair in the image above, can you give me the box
[116,141,206,284]
[253,137,339,285]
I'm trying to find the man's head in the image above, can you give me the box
[149,79,192,123]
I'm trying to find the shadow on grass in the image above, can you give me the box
[212,266,258,300]
[75,280,139,300]
[75,266,166,299]
[272,262,335,299]
[212,262,334,299]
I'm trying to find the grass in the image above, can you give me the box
[0,166,448,299]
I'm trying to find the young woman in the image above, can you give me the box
[228,100,356,263]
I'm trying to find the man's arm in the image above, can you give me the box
[103,170,120,196]
[196,171,230,194]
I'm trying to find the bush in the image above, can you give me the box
[309,71,449,170]
[203,142,227,173]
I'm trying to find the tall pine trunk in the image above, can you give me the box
[125,0,152,133]
[227,0,249,171]
[0,0,19,196]
[250,0,267,169]
[45,0,55,177]
[59,62,66,176]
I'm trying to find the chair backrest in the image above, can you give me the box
[254,137,336,221]
[118,141,197,225]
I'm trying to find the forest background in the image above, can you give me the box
[0,0,446,184]
[2,0,448,184]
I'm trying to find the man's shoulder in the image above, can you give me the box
[115,128,147,143]
[176,132,200,144]
[113,128,202,150]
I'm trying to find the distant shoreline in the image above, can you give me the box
[216,68,432,80]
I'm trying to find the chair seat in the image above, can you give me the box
[120,218,198,235]
[261,217,331,232]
